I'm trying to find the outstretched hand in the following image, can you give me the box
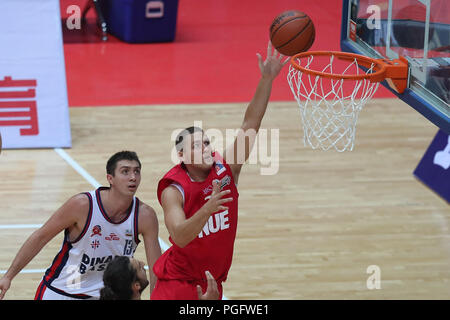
[256,41,290,81]
[203,180,232,215]
[197,270,220,300]
[0,277,11,300]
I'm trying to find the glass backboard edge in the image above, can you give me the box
[340,0,450,134]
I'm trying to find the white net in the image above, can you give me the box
[287,54,380,152]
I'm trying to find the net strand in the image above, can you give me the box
[288,54,380,152]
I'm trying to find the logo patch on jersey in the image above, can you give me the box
[204,176,231,201]
[105,233,120,241]
[91,240,100,250]
[215,160,226,176]
[91,225,102,237]
[220,175,231,189]
[125,229,133,238]
[203,185,213,195]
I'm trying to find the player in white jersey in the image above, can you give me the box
[0,151,161,300]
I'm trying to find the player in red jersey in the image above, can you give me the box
[151,42,289,300]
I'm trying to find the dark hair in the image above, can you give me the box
[175,126,204,152]
[106,151,141,176]
[100,256,136,300]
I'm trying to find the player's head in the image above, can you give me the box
[175,126,214,171]
[106,151,141,195]
[100,256,149,300]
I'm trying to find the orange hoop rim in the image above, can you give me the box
[290,51,407,83]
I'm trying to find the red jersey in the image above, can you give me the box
[154,152,239,283]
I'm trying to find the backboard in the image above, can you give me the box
[341,0,450,134]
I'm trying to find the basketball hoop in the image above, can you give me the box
[287,51,408,152]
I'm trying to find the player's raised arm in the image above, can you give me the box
[225,41,289,184]
[0,193,88,299]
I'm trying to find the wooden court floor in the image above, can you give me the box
[0,99,449,299]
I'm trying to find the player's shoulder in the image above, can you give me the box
[53,193,91,225]
[137,200,157,219]
[160,184,184,203]
[66,192,91,208]
[137,201,159,233]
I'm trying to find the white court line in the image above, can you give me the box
[0,224,42,229]
[1,266,151,275]
[1,148,227,299]
[54,148,101,189]
[0,269,46,274]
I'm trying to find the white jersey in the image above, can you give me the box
[40,187,140,299]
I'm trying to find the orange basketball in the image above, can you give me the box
[270,10,315,56]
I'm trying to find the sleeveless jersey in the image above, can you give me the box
[154,152,239,283]
[41,187,140,299]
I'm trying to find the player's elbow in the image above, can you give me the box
[241,120,261,134]
[171,234,191,248]
[174,241,188,249]
[169,226,195,248]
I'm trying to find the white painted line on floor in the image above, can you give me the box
[0,224,43,229]
[0,269,45,274]
[54,148,101,189]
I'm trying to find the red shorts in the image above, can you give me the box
[150,278,223,300]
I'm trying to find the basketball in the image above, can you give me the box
[270,10,315,56]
